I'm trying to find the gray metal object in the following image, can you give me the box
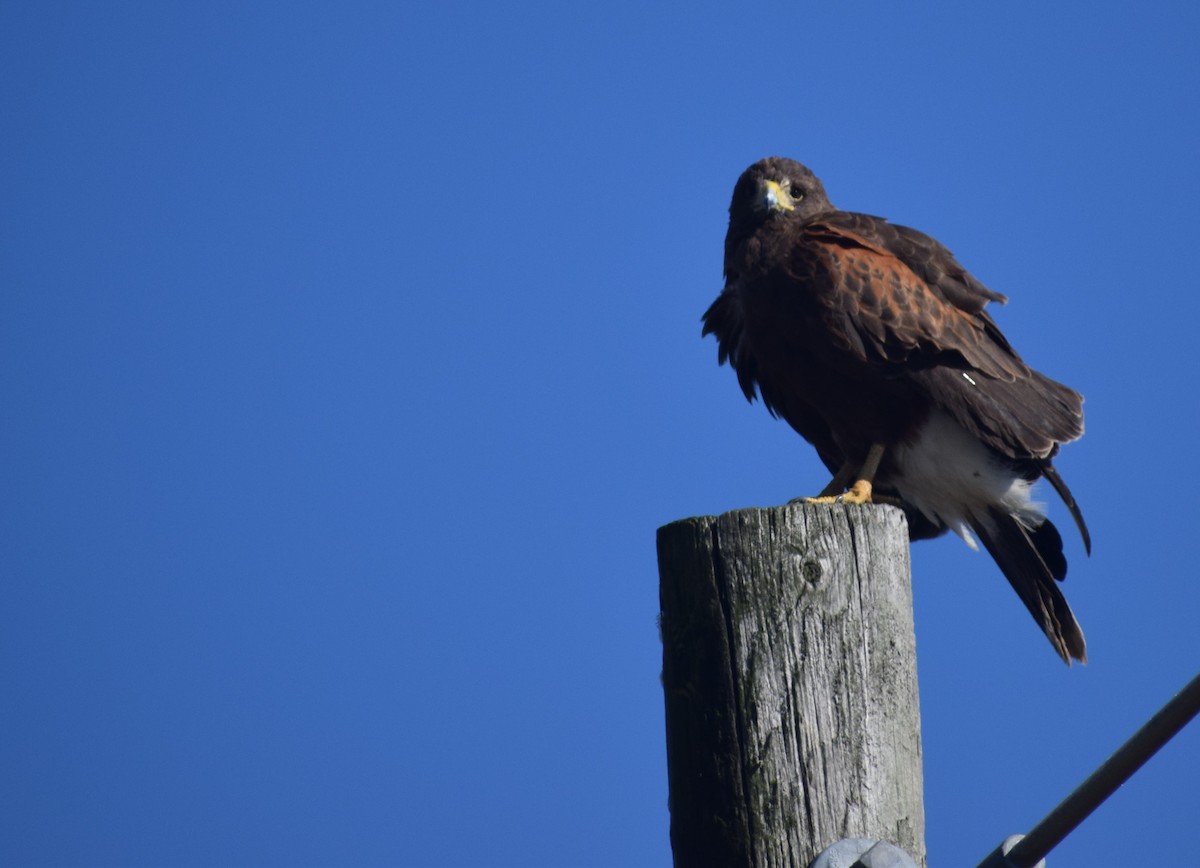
[978,671,1200,868]
[977,834,1045,868]
[808,838,920,868]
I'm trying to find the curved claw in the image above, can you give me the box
[803,480,873,505]
[838,480,873,504]
[798,444,886,506]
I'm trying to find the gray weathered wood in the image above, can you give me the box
[657,503,925,868]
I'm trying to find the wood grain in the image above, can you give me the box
[658,503,925,868]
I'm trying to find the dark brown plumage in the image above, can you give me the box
[703,156,1090,663]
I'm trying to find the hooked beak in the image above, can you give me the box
[756,179,796,213]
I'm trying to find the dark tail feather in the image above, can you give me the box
[1042,463,1092,555]
[970,508,1087,665]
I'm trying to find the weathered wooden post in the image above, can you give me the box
[657,502,925,868]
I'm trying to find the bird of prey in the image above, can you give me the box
[703,157,1090,664]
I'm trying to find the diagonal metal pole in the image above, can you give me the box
[979,670,1200,868]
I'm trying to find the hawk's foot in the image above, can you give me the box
[801,479,874,505]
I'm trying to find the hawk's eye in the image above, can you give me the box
[789,183,805,200]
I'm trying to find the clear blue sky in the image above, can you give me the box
[3,3,1198,866]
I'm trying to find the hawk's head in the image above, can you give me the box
[728,157,834,231]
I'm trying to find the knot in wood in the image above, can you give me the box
[802,559,823,585]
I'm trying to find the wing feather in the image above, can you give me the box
[800,217,1084,460]
[803,220,1029,381]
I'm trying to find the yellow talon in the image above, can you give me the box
[802,494,842,504]
[801,479,873,504]
[840,480,873,504]
[797,445,887,506]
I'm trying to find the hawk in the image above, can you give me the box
[703,157,1090,663]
